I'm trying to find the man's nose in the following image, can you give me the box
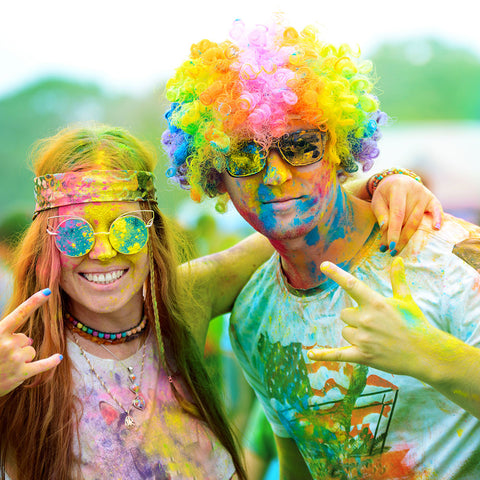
[263,149,292,186]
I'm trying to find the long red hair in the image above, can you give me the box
[0,124,246,480]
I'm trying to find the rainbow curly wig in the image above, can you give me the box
[162,18,387,206]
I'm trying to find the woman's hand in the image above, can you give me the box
[0,288,62,396]
[371,174,443,255]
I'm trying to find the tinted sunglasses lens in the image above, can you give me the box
[55,219,94,257]
[109,216,148,255]
[226,144,265,177]
[281,132,326,166]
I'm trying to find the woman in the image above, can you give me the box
[0,124,439,480]
[0,124,276,480]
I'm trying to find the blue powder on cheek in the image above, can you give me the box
[257,184,276,203]
[323,188,354,243]
[258,206,278,232]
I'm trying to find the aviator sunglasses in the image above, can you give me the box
[46,210,154,257]
[225,129,328,178]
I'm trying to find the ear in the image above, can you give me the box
[217,178,227,194]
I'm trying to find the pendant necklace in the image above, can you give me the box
[100,341,148,413]
[73,333,147,430]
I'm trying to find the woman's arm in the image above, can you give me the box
[345,172,443,254]
[307,258,480,419]
[178,233,273,348]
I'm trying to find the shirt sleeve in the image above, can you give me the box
[442,242,480,347]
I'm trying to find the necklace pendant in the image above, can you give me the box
[129,383,140,394]
[128,373,137,383]
[125,415,136,429]
[133,393,146,410]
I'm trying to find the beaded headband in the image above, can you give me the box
[33,170,157,218]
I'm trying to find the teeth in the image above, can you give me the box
[83,270,125,284]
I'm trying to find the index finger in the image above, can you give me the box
[320,262,385,306]
[0,288,51,334]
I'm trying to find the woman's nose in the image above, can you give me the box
[88,233,117,261]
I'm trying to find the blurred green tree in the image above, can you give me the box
[371,37,480,121]
[0,77,189,220]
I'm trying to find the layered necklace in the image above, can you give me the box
[72,331,148,430]
[66,312,147,345]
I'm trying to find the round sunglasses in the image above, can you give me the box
[225,129,327,178]
[46,210,154,257]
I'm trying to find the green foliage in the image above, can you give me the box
[0,76,190,221]
[1,37,480,223]
[371,38,480,121]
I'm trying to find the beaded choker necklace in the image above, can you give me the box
[65,313,148,345]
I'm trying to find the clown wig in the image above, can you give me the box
[162,18,388,207]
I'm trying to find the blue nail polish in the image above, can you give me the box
[435,222,441,230]
[390,249,398,257]
[379,244,388,252]
[42,288,51,296]
[59,354,63,361]
[389,241,396,251]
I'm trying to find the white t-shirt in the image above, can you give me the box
[230,215,480,479]
[69,332,235,480]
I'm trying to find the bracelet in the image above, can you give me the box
[366,168,423,198]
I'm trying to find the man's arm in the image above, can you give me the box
[308,258,480,419]
[178,232,273,348]
[274,434,313,480]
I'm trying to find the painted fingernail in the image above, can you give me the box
[58,354,63,361]
[42,288,51,296]
[28,337,34,346]
[379,244,388,252]
[434,222,441,230]
[390,249,398,257]
[389,241,396,251]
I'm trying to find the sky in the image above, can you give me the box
[1,0,480,99]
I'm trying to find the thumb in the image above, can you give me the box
[307,346,360,364]
[390,257,412,299]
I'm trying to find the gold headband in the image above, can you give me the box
[33,170,157,218]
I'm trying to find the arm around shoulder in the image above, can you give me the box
[178,233,273,347]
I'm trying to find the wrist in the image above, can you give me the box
[366,168,422,198]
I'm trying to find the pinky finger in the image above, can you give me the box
[22,353,63,379]
[428,199,444,230]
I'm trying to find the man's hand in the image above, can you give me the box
[307,257,437,378]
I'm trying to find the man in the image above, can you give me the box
[162,19,479,479]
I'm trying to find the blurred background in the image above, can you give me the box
[2,1,480,477]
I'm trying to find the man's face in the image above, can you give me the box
[221,124,337,241]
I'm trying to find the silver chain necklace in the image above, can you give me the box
[73,333,147,430]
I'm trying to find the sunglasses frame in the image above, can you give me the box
[46,209,155,257]
[226,129,328,178]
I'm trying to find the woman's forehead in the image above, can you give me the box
[57,201,141,221]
